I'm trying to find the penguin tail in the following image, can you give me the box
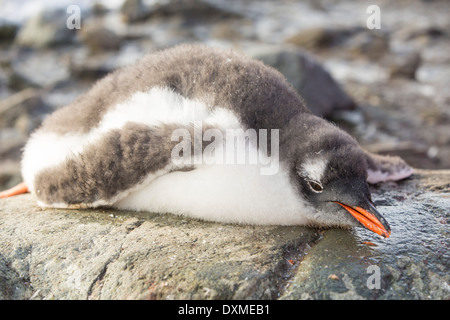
[0,182,29,198]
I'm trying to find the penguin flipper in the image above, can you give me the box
[32,122,196,208]
[364,151,414,184]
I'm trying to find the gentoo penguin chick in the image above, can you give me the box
[2,44,413,237]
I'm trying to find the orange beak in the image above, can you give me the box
[333,201,391,238]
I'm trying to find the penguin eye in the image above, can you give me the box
[307,180,323,193]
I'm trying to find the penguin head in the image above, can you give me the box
[285,116,390,238]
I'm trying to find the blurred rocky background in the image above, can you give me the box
[0,0,449,191]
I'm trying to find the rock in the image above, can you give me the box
[346,30,390,60]
[121,0,243,25]
[340,77,450,170]
[91,2,109,17]
[285,27,345,50]
[69,56,113,82]
[147,0,242,24]
[68,44,144,82]
[0,195,319,299]
[0,89,51,177]
[248,45,356,117]
[0,88,50,136]
[210,21,248,41]
[7,71,37,91]
[404,26,448,47]
[10,50,71,88]
[0,170,448,300]
[285,26,390,60]
[0,24,18,44]
[282,169,450,300]
[0,160,21,192]
[15,10,77,48]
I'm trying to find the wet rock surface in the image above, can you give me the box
[0,170,448,300]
